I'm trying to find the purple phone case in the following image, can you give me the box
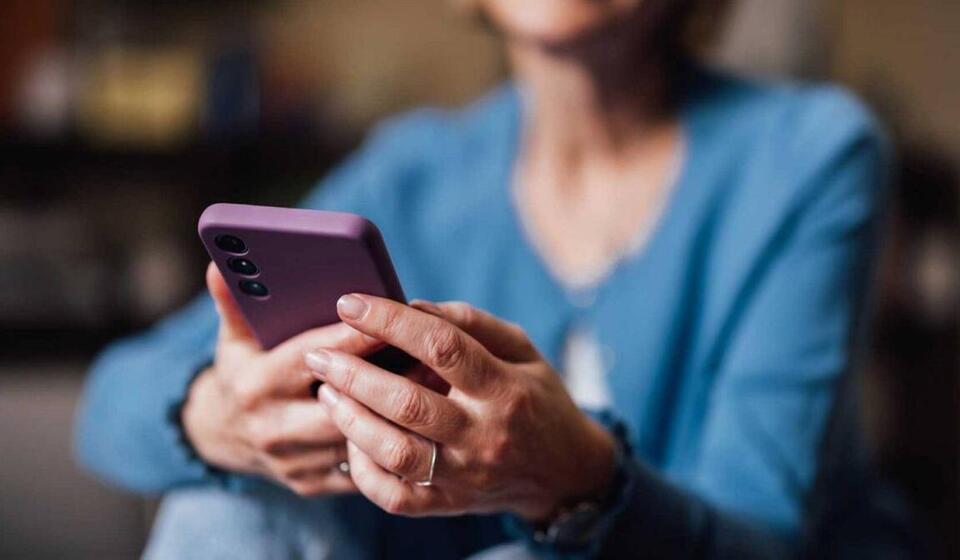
[198,203,407,350]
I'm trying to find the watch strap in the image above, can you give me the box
[502,409,637,556]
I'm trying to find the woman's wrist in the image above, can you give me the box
[182,365,257,475]
[175,364,240,484]
[181,366,238,471]
[525,417,617,523]
[180,367,215,457]
[568,420,617,502]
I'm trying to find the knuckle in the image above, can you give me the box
[424,328,466,370]
[449,409,473,438]
[510,324,536,351]
[378,305,404,337]
[392,388,430,427]
[384,437,420,475]
[446,302,475,325]
[521,364,547,387]
[526,364,559,394]
[480,431,512,467]
[337,359,359,395]
[232,376,266,410]
[504,385,533,420]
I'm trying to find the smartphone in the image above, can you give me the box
[198,203,416,372]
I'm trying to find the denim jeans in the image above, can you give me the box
[144,485,533,560]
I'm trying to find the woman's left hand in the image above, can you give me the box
[304,295,616,521]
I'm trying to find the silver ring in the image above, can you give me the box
[337,460,351,474]
[413,441,437,487]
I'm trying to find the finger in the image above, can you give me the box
[336,294,499,395]
[411,301,539,363]
[318,383,435,483]
[206,261,259,348]
[285,469,358,497]
[306,349,468,444]
[346,441,435,517]
[278,322,383,363]
[264,440,348,459]
[260,322,384,397]
[250,402,344,453]
[267,445,348,476]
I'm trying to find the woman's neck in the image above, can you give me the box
[509,31,680,170]
[506,31,686,287]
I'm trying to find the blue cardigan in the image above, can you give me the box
[75,69,888,557]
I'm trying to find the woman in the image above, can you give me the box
[76,0,890,558]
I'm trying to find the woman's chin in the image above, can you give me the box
[484,1,640,48]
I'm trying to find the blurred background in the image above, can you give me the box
[0,0,957,558]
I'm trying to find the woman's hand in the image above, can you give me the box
[182,263,381,496]
[305,295,616,521]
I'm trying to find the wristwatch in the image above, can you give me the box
[530,417,633,551]
[533,500,609,550]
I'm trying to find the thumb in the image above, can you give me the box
[206,261,259,348]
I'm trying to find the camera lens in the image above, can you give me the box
[228,257,258,276]
[239,280,269,298]
[215,234,246,254]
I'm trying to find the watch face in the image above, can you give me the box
[545,502,605,547]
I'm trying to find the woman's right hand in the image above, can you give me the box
[182,263,381,496]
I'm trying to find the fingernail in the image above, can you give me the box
[304,350,329,380]
[319,383,340,406]
[337,294,367,320]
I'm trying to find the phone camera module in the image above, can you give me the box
[228,257,259,276]
[239,280,269,298]
[215,234,246,254]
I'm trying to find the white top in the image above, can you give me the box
[562,324,613,409]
